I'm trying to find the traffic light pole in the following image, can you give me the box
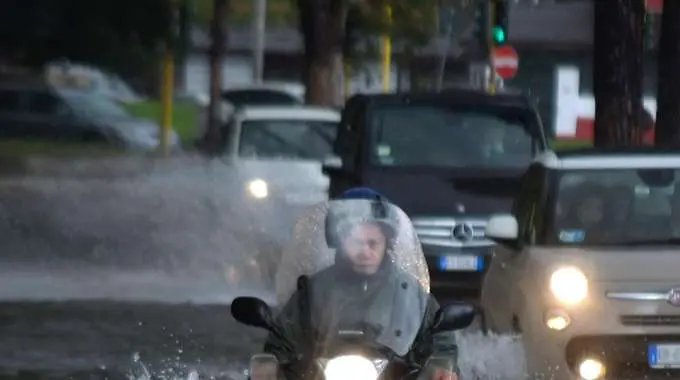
[487,0,497,95]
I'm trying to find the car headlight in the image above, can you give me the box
[247,179,269,199]
[549,266,588,305]
[323,355,380,380]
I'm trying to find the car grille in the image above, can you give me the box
[620,315,680,326]
[566,335,680,379]
[412,217,492,248]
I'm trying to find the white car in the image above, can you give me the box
[482,150,680,380]
[223,106,338,204]
[221,105,340,281]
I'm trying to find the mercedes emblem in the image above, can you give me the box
[452,223,474,242]
[668,288,680,307]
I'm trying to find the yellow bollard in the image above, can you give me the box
[381,4,392,93]
[159,47,174,156]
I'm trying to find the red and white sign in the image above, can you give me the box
[555,66,656,142]
[492,45,519,80]
[646,0,663,13]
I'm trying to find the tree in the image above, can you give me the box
[297,0,347,106]
[655,0,680,147]
[0,0,172,86]
[200,0,230,152]
[593,0,646,147]
[299,0,437,105]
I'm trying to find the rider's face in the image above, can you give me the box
[341,223,387,275]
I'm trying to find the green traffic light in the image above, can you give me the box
[491,26,506,44]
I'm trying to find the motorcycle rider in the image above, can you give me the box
[263,187,460,380]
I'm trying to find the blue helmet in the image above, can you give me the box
[325,187,399,249]
[337,187,385,201]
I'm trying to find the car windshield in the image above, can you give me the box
[273,198,430,357]
[369,105,534,168]
[239,119,338,160]
[61,92,132,120]
[551,168,680,246]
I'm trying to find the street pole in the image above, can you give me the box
[159,1,179,156]
[343,62,351,99]
[381,4,392,93]
[435,8,454,92]
[160,48,175,156]
[252,0,266,84]
[487,0,497,94]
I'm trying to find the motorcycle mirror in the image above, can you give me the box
[231,296,275,331]
[430,302,475,333]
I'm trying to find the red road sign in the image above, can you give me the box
[646,0,662,13]
[492,45,519,80]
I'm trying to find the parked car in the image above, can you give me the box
[483,148,680,380]
[44,60,145,103]
[323,88,548,300]
[0,80,179,150]
[222,83,304,107]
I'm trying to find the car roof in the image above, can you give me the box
[236,106,340,122]
[535,148,680,170]
[346,88,535,109]
[223,83,304,99]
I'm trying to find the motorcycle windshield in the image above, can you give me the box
[273,198,430,357]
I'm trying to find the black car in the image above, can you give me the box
[323,88,549,300]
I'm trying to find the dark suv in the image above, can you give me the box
[323,88,549,299]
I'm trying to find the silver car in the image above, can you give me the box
[482,150,680,380]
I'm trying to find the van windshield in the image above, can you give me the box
[369,105,535,168]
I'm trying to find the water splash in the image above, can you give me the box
[457,331,526,380]
[0,157,292,302]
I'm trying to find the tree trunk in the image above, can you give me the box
[655,0,680,147]
[202,0,229,152]
[297,0,346,106]
[593,0,645,148]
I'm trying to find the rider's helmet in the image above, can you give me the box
[324,187,400,250]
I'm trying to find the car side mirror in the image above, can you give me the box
[430,302,475,334]
[231,296,275,331]
[322,155,343,175]
[486,214,520,251]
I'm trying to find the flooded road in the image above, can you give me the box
[0,157,526,380]
[0,301,263,380]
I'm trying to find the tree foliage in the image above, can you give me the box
[0,0,172,82]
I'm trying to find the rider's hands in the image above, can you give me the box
[431,367,458,380]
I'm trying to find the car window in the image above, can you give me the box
[27,92,69,115]
[549,168,680,246]
[368,105,534,168]
[0,90,22,112]
[61,92,131,119]
[238,119,338,160]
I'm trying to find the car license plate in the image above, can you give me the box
[438,255,482,272]
[649,343,680,368]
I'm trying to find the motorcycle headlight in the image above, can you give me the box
[322,355,382,380]
[549,266,588,305]
[247,179,269,199]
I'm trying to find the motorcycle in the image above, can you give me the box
[229,197,476,380]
